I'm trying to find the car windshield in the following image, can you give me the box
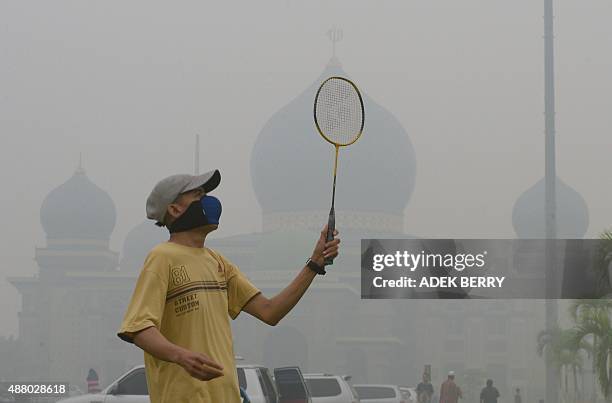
[305,378,342,397]
[117,369,148,395]
[355,385,397,399]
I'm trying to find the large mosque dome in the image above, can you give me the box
[512,176,589,238]
[40,166,116,241]
[250,57,416,219]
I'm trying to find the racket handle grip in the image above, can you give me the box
[324,209,335,266]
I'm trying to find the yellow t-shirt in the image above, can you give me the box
[117,242,261,403]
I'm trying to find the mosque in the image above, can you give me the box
[1,51,591,401]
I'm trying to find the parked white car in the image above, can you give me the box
[57,365,148,403]
[354,384,407,403]
[304,373,360,403]
[58,365,150,403]
[57,364,311,403]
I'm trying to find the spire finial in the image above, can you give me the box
[327,27,343,58]
[75,152,86,175]
[194,134,200,175]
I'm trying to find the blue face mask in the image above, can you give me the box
[168,195,222,233]
[200,195,222,225]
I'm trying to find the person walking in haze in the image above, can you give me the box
[417,372,434,403]
[117,170,340,403]
[86,368,101,394]
[480,379,500,403]
[440,371,462,403]
[514,388,522,403]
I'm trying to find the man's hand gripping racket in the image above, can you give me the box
[310,225,341,267]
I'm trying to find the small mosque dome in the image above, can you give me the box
[40,165,116,240]
[251,57,416,215]
[512,176,589,238]
[120,220,168,271]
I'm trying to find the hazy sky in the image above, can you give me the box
[1,1,611,337]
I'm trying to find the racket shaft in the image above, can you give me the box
[325,147,339,265]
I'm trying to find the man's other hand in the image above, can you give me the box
[176,349,224,381]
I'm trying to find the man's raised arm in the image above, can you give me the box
[243,226,340,326]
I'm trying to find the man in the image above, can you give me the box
[117,170,340,403]
[439,371,462,403]
[480,379,500,403]
[416,372,434,403]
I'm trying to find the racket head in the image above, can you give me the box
[314,76,365,147]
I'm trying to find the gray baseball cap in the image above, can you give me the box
[146,169,221,226]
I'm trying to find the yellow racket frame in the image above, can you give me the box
[313,76,365,179]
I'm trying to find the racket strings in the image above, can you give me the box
[315,78,363,146]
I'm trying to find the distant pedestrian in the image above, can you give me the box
[440,371,462,403]
[87,368,101,394]
[514,388,522,403]
[417,372,435,403]
[480,379,500,403]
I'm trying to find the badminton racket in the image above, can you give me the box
[313,76,365,265]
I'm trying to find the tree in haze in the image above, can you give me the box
[566,230,612,403]
[569,299,612,403]
[538,326,588,403]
